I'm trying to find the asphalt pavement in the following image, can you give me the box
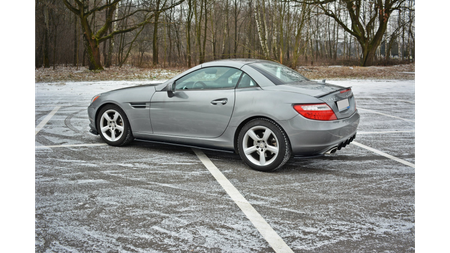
[34,79,415,252]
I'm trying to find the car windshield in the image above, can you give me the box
[248,62,309,85]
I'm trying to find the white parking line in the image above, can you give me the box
[396,99,415,104]
[35,143,107,149]
[193,149,294,253]
[357,130,415,135]
[35,106,61,135]
[358,108,415,123]
[352,141,415,168]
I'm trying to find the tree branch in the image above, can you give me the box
[86,0,121,17]
[62,0,80,15]
[98,13,155,43]
[101,0,185,42]
[317,1,359,38]
[95,1,120,38]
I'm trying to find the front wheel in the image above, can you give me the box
[97,104,133,146]
[237,118,291,172]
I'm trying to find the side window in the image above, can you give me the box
[237,73,258,88]
[175,67,243,90]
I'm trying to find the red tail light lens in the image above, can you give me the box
[293,103,337,121]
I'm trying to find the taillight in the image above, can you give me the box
[340,88,351,93]
[293,103,337,121]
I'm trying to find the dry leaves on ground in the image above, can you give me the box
[35,64,414,83]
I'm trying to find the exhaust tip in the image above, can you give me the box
[326,134,357,155]
[326,147,338,154]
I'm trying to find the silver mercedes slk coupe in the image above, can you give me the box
[88,59,359,171]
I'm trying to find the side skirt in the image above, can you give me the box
[134,138,236,154]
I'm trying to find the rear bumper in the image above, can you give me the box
[281,110,360,156]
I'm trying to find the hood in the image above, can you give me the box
[108,83,162,93]
[264,81,347,97]
[100,83,162,96]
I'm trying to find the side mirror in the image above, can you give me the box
[167,82,176,98]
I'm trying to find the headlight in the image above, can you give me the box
[91,94,101,104]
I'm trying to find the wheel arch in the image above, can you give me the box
[233,116,291,154]
[95,102,132,134]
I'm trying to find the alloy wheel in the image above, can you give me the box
[99,109,124,142]
[242,126,280,166]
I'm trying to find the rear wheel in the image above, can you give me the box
[97,104,133,146]
[237,118,291,172]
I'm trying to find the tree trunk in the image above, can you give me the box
[43,5,50,68]
[153,11,160,66]
[153,0,162,66]
[233,0,239,58]
[221,0,229,59]
[201,0,207,63]
[86,37,104,70]
[210,3,217,60]
[195,0,204,64]
[79,15,104,70]
[254,0,269,59]
[186,0,193,67]
[73,12,79,68]
[53,25,58,70]
[359,20,387,66]
[104,0,117,68]
[290,2,308,69]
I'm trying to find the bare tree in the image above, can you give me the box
[294,0,409,66]
[37,0,414,69]
[63,0,184,70]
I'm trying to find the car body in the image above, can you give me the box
[88,59,359,171]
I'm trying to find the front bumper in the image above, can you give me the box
[87,105,98,135]
[281,110,360,157]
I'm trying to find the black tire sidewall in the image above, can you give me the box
[238,118,290,172]
[97,104,133,146]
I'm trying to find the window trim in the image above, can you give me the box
[248,62,309,85]
[236,72,260,89]
[174,66,244,91]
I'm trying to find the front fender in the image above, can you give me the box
[89,85,156,136]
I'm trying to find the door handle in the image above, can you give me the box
[211,98,228,105]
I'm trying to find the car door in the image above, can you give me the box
[150,67,242,138]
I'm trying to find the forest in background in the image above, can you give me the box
[35,0,415,71]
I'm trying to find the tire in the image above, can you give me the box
[237,118,291,172]
[97,104,134,146]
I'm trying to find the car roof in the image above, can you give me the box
[155,58,277,91]
[201,58,273,69]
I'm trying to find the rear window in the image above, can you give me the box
[249,62,309,85]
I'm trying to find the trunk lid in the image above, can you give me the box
[315,85,356,119]
[269,81,356,119]
[277,81,344,97]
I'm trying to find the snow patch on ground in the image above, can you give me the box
[35,78,415,252]
[36,79,167,97]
